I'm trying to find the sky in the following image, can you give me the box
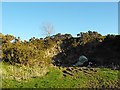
[2,2,118,41]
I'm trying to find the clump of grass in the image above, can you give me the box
[0,62,49,81]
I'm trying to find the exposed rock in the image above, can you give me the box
[73,55,88,66]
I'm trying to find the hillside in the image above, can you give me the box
[52,33,120,68]
[1,31,120,67]
[0,31,120,88]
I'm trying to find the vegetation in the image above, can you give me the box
[0,31,120,88]
[1,63,119,88]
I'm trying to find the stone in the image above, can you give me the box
[73,55,88,66]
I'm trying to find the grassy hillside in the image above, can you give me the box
[1,62,119,88]
[0,31,120,88]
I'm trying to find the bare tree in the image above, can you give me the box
[41,23,54,37]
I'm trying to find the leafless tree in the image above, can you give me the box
[41,23,54,37]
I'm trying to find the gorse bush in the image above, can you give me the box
[1,34,51,66]
[1,31,120,67]
[1,32,71,66]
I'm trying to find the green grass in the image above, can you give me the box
[1,63,120,88]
